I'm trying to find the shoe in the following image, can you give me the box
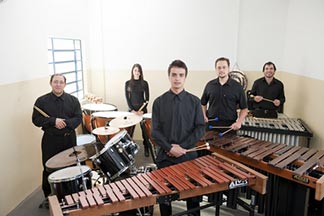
[39,198,49,209]
[144,147,149,157]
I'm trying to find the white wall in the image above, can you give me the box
[236,0,289,70]
[282,0,324,80]
[101,0,240,71]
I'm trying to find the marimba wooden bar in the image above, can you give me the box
[200,131,324,216]
[48,153,267,216]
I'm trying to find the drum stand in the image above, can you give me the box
[72,146,88,191]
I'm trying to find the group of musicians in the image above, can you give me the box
[32,57,285,214]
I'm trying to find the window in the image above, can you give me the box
[48,37,84,99]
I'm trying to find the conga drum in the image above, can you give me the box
[82,103,117,133]
[140,113,157,161]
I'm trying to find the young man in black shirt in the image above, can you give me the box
[201,57,248,131]
[32,74,82,206]
[151,60,205,216]
[250,61,285,116]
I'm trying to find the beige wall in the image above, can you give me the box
[0,78,48,215]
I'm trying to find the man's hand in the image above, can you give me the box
[254,95,263,103]
[273,99,281,107]
[167,144,187,158]
[231,121,242,130]
[55,118,66,129]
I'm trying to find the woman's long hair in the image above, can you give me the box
[128,63,145,91]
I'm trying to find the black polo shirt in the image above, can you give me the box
[201,78,247,121]
[250,77,285,110]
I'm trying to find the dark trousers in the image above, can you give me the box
[157,160,201,216]
[41,131,76,197]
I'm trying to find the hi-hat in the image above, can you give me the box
[109,115,143,128]
[92,126,120,136]
[45,143,104,169]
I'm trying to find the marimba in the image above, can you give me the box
[48,153,267,216]
[238,116,313,147]
[201,132,324,216]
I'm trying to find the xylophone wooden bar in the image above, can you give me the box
[48,154,267,216]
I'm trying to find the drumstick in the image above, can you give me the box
[219,128,233,137]
[34,105,50,118]
[208,117,219,122]
[138,101,148,112]
[187,143,210,152]
[250,94,274,103]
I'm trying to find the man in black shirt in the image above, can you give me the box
[32,74,82,204]
[201,57,248,131]
[250,61,285,115]
[151,60,205,216]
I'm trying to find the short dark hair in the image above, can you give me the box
[168,60,188,77]
[50,73,66,83]
[215,57,230,68]
[262,61,276,72]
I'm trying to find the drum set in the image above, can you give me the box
[45,103,152,204]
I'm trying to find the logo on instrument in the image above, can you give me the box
[292,175,309,184]
[229,179,248,189]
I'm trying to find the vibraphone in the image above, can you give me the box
[201,132,324,216]
[238,116,313,147]
[48,153,267,216]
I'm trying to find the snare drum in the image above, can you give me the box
[48,165,92,201]
[82,103,117,133]
[92,130,139,180]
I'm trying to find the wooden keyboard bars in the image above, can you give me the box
[49,153,267,216]
[201,131,324,200]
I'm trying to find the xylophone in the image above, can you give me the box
[238,116,313,147]
[201,131,324,216]
[48,153,267,216]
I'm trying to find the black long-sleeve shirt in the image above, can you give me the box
[250,77,285,111]
[201,78,247,121]
[125,80,149,111]
[151,90,205,164]
[32,92,82,135]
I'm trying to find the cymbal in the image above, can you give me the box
[45,143,104,169]
[109,115,143,128]
[92,126,120,135]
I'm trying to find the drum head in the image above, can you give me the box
[82,103,117,112]
[76,134,96,146]
[92,111,134,119]
[48,165,91,183]
[99,130,127,152]
[143,113,152,119]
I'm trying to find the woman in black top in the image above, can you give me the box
[125,63,149,114]
[125,64,150,156]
